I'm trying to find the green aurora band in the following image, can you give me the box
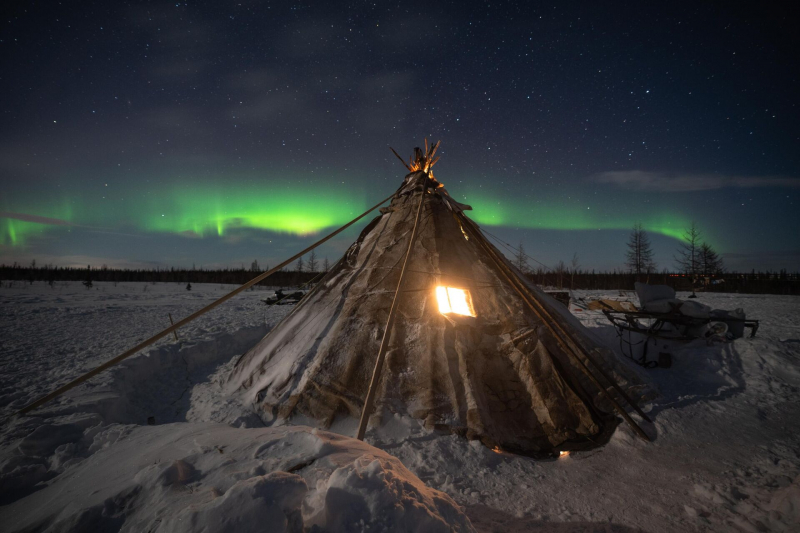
[1,182,366,246]
[463,192,693,242]
[0,199,74,247]
[138,183,366,237]
[2,183,698,249]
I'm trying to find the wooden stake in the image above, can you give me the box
[15,193,395,417]
[168,313,179,341]
[356,177,428,440]
[390,147,411,170]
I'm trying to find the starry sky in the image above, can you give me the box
[2,2,799,272]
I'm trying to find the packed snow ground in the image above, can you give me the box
[1,281,799,532]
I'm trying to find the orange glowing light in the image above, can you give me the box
[436,286,476,317]
[559,451,570,458]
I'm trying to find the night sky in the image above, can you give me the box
[2,2,799,272]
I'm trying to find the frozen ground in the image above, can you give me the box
[1,282,799,532]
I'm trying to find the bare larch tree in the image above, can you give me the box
[570,253,580,289]
[308,250,319,273]
[513,242,530,273]
[675,222,702,297]
[625,223,656,275]
[674,222,702,276]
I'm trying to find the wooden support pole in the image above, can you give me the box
[356,179,427,440]
[15,193,395,417]
[461,215,652,441]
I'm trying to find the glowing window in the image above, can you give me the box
[436,286,476,317]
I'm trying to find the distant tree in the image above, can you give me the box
[625,223,656,275]
[251,259,259,272]
[675,222,702,297]
[555,260,566,289]
[308,250,318,273]
[296,256,305,273]
[513,242,530,273]
[570,253,581,289]
[700,243,723,276]
[323,257,330,272]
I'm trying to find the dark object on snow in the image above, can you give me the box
[604,282,759,367]
[147,416,155,425]
[658,352,672,368]
[186,282,192,291]
[543,290,570,307]
[263,289,308,305]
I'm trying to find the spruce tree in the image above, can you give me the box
[700,243,723,275]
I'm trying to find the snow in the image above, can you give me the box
[1,423,471,532]
[1,282,799,532]
[0,282,473,532]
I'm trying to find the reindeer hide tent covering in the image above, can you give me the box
[227,171,651,455]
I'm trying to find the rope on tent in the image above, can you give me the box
[459,214,652,441]
[481,227,553,271]
[356,180,428,441]
[14,193,396,418]
[480,228,559,288]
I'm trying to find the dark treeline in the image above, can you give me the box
[524,270,800,295]
[0,264,320,288]
[2,263,798,295]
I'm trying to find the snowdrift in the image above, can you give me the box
[0,423,474,533]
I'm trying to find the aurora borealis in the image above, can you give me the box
[2,3,798,271]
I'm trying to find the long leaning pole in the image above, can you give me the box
[356,181,427,440]
[460,215,652,441]
[15,193,395,418]
[472,220,652,424]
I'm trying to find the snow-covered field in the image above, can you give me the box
[1,282,799,532]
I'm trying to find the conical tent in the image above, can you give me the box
[228,154,650,456]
